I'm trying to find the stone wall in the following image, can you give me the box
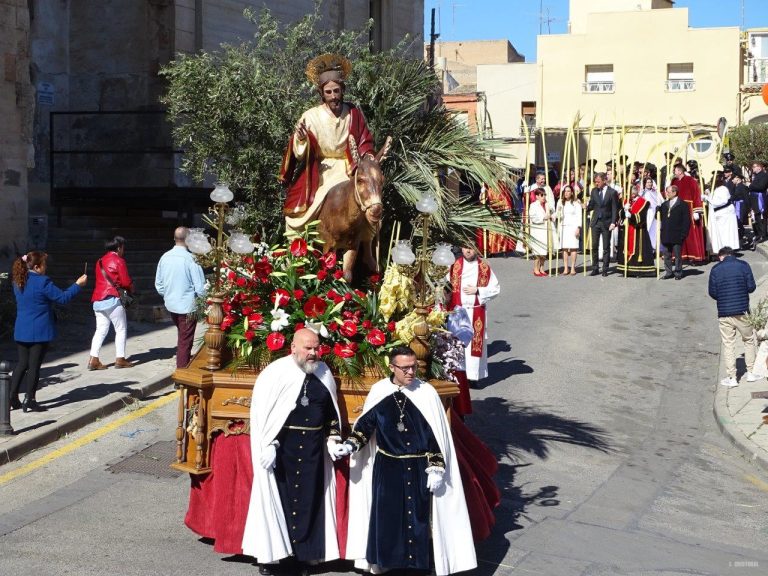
[0,0,33,260]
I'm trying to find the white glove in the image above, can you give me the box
[693,212,700,221]
[326,437,350,461]
[624,209,631,218]
[334,443,353,459]
[701,194,710,203]
[260,443,277,470]
[425,467,445,493]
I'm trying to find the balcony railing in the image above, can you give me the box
[665,79,695,92]
[746,57,768,85]
[582,81,614,94]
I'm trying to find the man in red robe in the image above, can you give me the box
[671,164,706,263]
[279,54,375,231]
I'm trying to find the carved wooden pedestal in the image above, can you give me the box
[171,347,459,475]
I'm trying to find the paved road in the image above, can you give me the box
[1,253,768,575]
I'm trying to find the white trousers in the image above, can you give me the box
[90,304,127,358]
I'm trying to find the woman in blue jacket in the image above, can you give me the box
[10,251,87,412]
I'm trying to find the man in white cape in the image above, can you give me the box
[241,329,346,574]
[339,346,477,576]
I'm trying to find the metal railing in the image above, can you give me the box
[746,57,768,85]
[582,81,614,94]
[665,79,695,92]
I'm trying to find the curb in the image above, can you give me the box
[713,387,768,474]
[712,242,768,474]
[0,374,174,467]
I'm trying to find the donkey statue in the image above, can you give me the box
[316,136,392,282]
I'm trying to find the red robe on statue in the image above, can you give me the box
[279,104,374,217]
[672,174,706,263]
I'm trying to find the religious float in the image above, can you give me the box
[170,183,500,556]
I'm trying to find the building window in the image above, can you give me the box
[666,63,695,92]
[521,102,536,136]
[583,65,614,93]
[687,130,714,157]
[748,33,768,85]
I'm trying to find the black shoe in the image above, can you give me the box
[22,398,47,413]
[10,397,21,410]
[590,269,600,276]
[258,566,273,576]
[662,274,674,280]
[674,275,682,280]
[601,271,608,277]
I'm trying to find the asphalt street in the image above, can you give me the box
[1,252,768,576]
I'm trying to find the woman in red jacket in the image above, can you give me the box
[89,236,135,370]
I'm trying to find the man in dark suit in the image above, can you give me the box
[748,160,768,243]
[586,172,620,276]
[658,184,691,280]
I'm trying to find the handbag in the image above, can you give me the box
[99,259,134,309]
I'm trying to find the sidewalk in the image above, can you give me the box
[0,315,192,466]
[713,244,768,474]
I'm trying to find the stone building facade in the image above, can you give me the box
[0,0,423,262]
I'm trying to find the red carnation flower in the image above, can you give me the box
[318,343,331,357]
[266,332,285,351]
[328,321,339,331]
[270,288,291,306]
[290,238,308,257]
[321,252,337,269]
[333,342,355,358]
[227,271,236,281]
[366,328,386,346]
[295,322,305,331]
[362,320,372,329]
[236,277,247,287]
[293,289,305,300]
[387,321,396,332]
[369,273,381,283]
[244,330,255,342]
[303,295,327,318]
[253,260,272,279]
[354,289,366,298]
[244,256,254,266]
[248,313,263,325]
[348,342,359,352]
[220,315,235,331]
[340,320,357,337]
[333,269,344,280]
[343,292,353,302]
[316,269,328,280]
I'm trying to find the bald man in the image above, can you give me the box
[154,226,206,368]
[242,328,344,575]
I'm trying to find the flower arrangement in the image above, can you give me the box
[215,222,397,377]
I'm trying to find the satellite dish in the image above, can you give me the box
[717,117,728,139]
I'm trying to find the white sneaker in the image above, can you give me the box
[745,372,764,383]
[720,377,739,388]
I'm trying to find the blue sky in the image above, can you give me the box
[424,0,768,62]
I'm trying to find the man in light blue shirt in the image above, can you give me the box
[155,227,206,368]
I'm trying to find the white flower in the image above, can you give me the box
[270,308,290,332]
[305,320,329,338]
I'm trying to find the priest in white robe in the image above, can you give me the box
[340,346,477,576]
[447,246,501,383]
[241,329,345,575]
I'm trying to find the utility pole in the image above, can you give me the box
[428,7,440,70]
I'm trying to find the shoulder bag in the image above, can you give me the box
[99,259,135,309]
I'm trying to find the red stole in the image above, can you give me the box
[450,257,492,357]
[626,196,648,258]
